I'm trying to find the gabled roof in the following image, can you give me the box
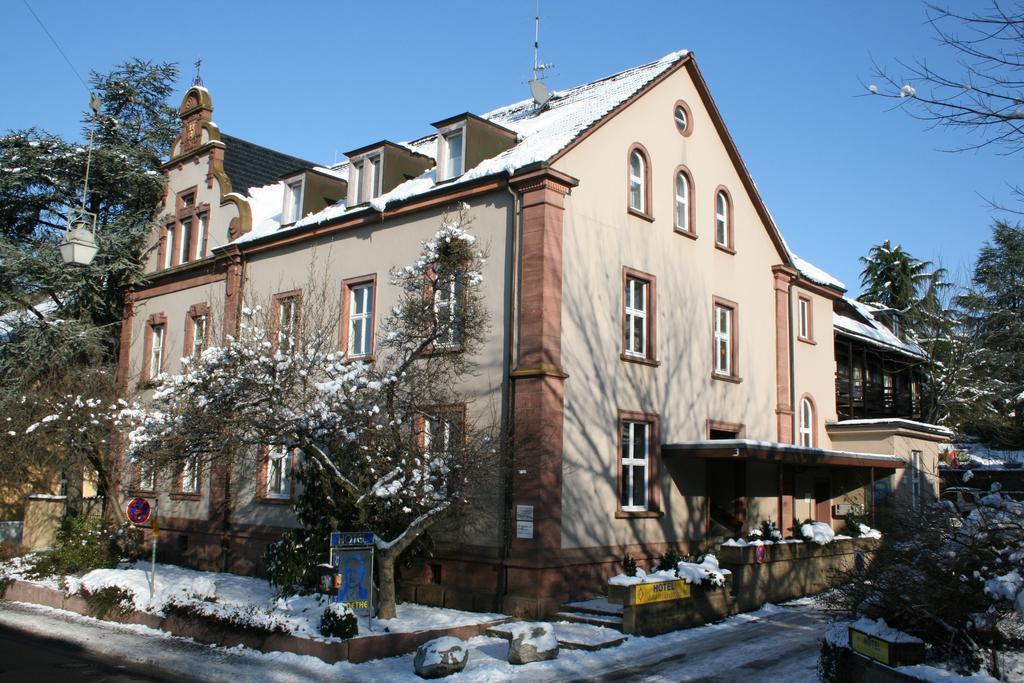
[221,134,317,197]
[228,49,806,268]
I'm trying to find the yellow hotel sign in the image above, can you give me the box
[635,579,692,605]
[850,629,891,665]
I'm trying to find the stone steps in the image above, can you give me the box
[552,610,624,630]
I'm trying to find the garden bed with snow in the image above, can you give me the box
[0,555,508,663]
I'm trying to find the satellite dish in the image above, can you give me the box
[530,79,551,108]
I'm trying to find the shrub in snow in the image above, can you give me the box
[163,598,289,636]
[656,549,682,572]
[507,622,559,665]
[676,555,728,587]
[413,636,469,678]
[319,601,357,639]
[80,585,134,619]
[622,554,638,578]
[187,577,217,602]
[747,520,782,543]
[821,489,1024,677]
[800,521,836,545]
[27,516,137,578]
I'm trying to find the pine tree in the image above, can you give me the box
[858,240,935,312]
[956,221,1024,447]
[0,59,178,520]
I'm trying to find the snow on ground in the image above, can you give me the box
[0,597,829,682]
[1,558,500,641]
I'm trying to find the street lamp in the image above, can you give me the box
[58,93,101,266]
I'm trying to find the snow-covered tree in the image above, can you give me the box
[956,221,1024,447]
[122,207,495,618]
[858,240,937,313]
[823,487,1024,677]
[0,59,178,521]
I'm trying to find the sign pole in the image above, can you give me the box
[149,498,158,602]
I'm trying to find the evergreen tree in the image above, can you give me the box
[857,240,935,312]
[956,221,1024,447]
[0,59,178,519]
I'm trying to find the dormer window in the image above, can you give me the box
[442,128,465,180]
[283,178,304,223]
[351,155,382,204]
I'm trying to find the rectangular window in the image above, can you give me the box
[149,324,165,378]
[353,163,364,204]
[179,456,200,494]
[798,295,813,341]
[179,218,193,264]
[138,460,156,492]
[369,156,381,199]
[347,282,374,357]
[265,445,292,499]
[713,303,734,376]
[191,315,208,359]
[911,450,922,509]
[444,130,464,179]
[284,179,303,223]
[418,405,465,457]
[620,421,649,511]
[277,296,299,354]
[624,277,648,358]
[164,226,175,269]
[181,192,195,208]
[196,214,207,259]
[434,274,462,348]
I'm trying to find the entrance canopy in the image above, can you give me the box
[662,439,906,469]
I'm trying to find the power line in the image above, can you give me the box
[22,0,90,93]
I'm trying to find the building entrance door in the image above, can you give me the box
[706,460,746,543]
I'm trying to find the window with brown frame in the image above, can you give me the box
[626,144,653,220]
[616,410,661,518]
[797,295,814,343]
[712,297,740,382]
[273,290,302,354]
[714,187,734,252]
[673,166,696,238]
[183,303,211,360]
[159,187,209,270]
[340,275,377,359]
[798,396,815,448]
[673,100,694,137]
[173,455,201,497]
[622,267,658,365]
[414,404,466,455]
[259,444,296,501]
[142,313,168,383]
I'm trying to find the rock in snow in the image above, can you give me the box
[413,636,469,679]
[507,622,559,665]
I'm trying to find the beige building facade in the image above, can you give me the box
[119,51,945,617]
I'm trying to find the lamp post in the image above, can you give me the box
[58,93,101,266]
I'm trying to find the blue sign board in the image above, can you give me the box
[330,531,375,547]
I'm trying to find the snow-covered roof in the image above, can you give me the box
[833,297,926,359]
[828,418,953,438]
[231,50,691,245]
[791,254,845,291]
[664,438,908,467]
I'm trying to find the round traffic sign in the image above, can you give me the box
[126,497,151,525]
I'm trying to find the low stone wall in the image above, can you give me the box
[607,576,735,636]
[718,538,879,612]
[1,579,508,664]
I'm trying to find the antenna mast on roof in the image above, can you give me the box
[529,1,553,108]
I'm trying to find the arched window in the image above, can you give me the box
[675,170,691,233]
[629,149,646,213]
[799,397,814,448]
[715,189,732,249]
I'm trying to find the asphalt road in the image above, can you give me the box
[0,619,185,683]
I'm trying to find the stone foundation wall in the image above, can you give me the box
[718,538,879,612]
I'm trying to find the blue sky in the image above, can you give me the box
[2,1,1015,294]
